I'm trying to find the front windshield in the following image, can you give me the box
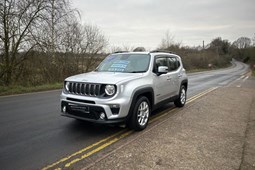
[96,54,150,73]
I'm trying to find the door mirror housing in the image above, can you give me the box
[157,66,168,75]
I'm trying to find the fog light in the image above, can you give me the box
[62,106,66,113]
[99,112,106,120]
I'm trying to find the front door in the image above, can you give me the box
[153,57,171,103]
[153,56,181,104]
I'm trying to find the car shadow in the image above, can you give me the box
[62,102,176,136]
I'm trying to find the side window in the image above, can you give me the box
[176,59,180,68]
[154,56,181,73]
[154,57,167,72]
[167,57,180,71]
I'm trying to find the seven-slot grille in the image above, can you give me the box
[67,82,102,96]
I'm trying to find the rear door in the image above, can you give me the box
[166,56,181,96]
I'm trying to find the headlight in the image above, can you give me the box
[65,81,70,91]
[105,85,116,96]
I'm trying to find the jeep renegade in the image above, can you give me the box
[60,50,188,131]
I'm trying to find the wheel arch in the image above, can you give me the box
[181,79,188,90]
[126,87,154,121]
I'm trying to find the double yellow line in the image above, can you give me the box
[186,87,218,104]
[42,86,218,170]
[42,130,132,170]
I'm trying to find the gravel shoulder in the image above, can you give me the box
[85,78,255,170]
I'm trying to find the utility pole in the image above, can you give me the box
[203,40,205,49]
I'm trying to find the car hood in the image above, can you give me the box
[65,71,144,84]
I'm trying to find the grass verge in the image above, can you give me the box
[0,83,62,96]
[0,63,236,96]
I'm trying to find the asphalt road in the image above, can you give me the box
[0,61,249,170]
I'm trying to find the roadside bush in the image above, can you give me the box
[12,52,105,86]
[230,47,255,76]
[161,46,231,71]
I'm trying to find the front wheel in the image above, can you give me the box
[128,96,151,131]
[174,85,187,107]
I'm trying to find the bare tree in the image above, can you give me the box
[62,19,83,54]
[159,30,175,49]
[122,45,135,52]
[109,45,135,53]
[0,0,80,85]
[59,21,108,72]
[0,0,50,85]
[31,0,78,61]
[81,24,108,72]
[159,30,181,50]
[209,37,230,55]
[0,0,109,86]
[110,45,122,53]
[233,37,251,49]
[60,18,84,73]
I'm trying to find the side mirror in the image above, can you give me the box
[157,66,168,75]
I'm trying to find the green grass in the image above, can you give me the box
[0,83,63,96]
[252,69,255,77]
[0,63,237,96]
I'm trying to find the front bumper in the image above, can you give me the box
[60,92,131,124]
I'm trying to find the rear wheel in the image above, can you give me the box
[128,96,150,131]
[174,85,187,107]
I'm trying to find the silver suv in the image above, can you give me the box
[60,50,188,131]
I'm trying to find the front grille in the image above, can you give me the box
[68,82,102,96]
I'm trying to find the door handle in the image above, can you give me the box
[178,74,182,78]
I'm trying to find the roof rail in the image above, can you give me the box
[150,50,173,54]
[113,51,129,54]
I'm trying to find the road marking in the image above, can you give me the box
[227,71,250,87]
[64,131,133,168]
[236,77,242,81]
[42,129,127,170]
[42,87,219,170]
[243,76,249,82]
[187,87,218,104]
[150,107,176,124]
[234,75,249,87]
[149,87,218,124]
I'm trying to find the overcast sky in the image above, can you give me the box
[72,0,255,50]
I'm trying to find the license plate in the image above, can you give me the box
[69,103,90,113]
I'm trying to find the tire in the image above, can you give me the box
[128,96,151,131]
[174,85,187,107]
